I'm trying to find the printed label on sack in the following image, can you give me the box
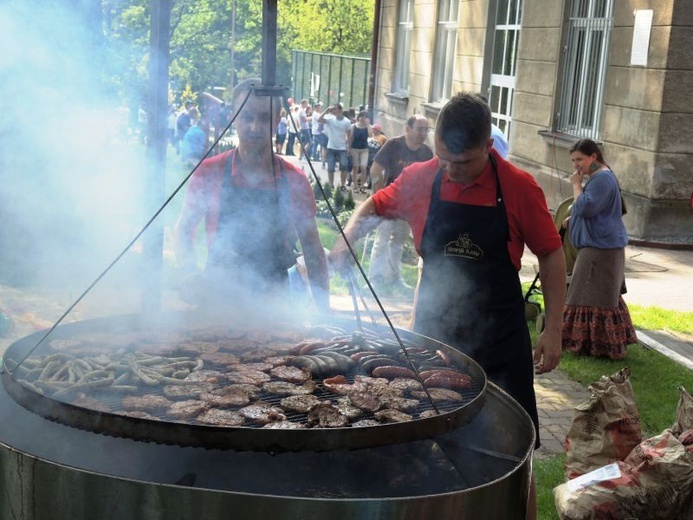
[567,463,621,493]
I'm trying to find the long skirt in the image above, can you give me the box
[562,247,638,360]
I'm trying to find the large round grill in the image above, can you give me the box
[2,312,486,451]
[0,313,535,519]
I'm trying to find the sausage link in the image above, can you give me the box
[423,374,472,391]
[371,365,417,380]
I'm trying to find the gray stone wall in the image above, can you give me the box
[372,0,692,241]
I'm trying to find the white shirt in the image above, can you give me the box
[323,115,351,150]
[311,111,323,134]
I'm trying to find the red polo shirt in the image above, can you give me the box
[372,149,562,270]
[180,150,317,248]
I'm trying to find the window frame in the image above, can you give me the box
[556,0,613,139]
[430,0,459,104]
[392,0,414,96]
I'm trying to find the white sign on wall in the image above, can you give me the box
[630,9,654,67]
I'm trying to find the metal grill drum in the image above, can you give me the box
[0,313,535,519]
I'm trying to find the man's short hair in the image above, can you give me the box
[435,92,492,154]
[230,78,282,116]
[406,114,427,128]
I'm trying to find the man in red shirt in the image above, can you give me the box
[329,92,566,520]
[173,79,329,313]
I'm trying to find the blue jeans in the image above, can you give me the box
[311,133,327,160]
[326,148,348,174]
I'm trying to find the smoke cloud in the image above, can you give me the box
[0,1,154,314]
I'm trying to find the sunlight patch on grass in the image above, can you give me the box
[628,304,693,336]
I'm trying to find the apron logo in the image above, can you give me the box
[444,233,483,260]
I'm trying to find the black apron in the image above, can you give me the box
[206,154,297,301]
[413,156,539,442]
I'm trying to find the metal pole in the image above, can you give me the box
[262,0,278,87]
[142,0,171,313]
[368,0,382,116]
[229,0,236,89]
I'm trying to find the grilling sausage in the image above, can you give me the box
[417,369,471,382]
[371,366,417,380]
[422,374,472,391]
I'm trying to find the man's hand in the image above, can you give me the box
[533,326,562,374]
[534,247,567,374]
[327,197,383,277]
[327,239,356,279]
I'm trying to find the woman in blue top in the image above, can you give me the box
[562,139,637,359]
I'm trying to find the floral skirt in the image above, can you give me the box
[562,296,639,360]
[562,247,638,360]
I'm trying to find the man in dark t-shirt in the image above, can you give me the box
[368,115,433,290]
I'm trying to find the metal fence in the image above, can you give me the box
[291,50,370,111]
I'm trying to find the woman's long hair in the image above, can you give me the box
[570,139,605,164]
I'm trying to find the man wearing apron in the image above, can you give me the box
[329,93,566,519]
[174,79,329,314]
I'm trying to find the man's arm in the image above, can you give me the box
[318,108,332,124]
[328,198,384,275]
[533,247,567,374]
[294,217,330,312]
[370,161,386,192]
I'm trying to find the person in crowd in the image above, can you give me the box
[366,115,433,291]
[319,104,352,190]
[298,99,312,160]
[275,108,288,155]
[173,79,329,313]
[217,101,232,130]
[167,105,178,149]
[349,110,371,194]
[176,101,195,155]
[181,108,207,167]
[310,102,327,165]
[365,123,388,188]
[561,139,637,360]
[491,123,508,158]
[285,104,299,156]
[329,92,566,520]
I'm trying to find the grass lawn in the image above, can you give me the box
[532,304,693,519]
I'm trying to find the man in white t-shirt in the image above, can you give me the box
[310,102,327,164]
[298,99,312,159]
[318,103,352,189]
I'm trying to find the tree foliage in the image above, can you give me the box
[279,0,374,56]
[101,0,374,106]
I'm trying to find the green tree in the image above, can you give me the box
[101,0,375,105]
[279,0,374,56]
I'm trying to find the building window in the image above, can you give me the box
[430,0,459,103]
[392,0,414,95]
[489,0,524,138]
[557,0,613,139]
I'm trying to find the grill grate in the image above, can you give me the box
[50,359,482,428]
[3,314,487,451]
